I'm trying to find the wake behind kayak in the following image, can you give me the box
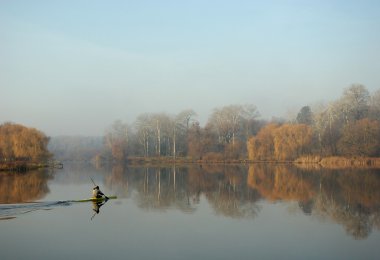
[0,196,116,219]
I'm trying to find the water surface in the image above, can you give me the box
[1,163,380,259]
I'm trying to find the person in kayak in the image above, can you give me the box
[92,185,109,200]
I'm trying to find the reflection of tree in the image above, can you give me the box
[247,164,316,202]
[107,166,198,213]
[104,164,130,198]
[102,163,380,239]
[104,165,262,219]
[0,170,51,203]
[313,169,380,239]
[203,166,262,218]
[247,164,380,239]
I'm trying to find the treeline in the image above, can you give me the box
[99,84,380,163]
[0,123,51,161]
[48,136,103,161]
[248,84,380,161]
[97,105,261,162]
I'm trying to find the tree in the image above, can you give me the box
[187,122,202,159]
[135,114,153,157]
[174,109,197,156]
[247,123,313,161]
[105,120,129,161]
[273,124,313,161]
[296,106,313,125]
[369,89,380,121]
[339,84,370,124]
[338,119,380,156]
[313,102,342,155]
[209,104,259,158]
[247,123,278,161]
[151,113,171,157]
[0,123,50,161]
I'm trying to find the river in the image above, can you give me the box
[1,163,380,259]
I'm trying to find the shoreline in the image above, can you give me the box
[95,156,380,169]
[0,161,63,172]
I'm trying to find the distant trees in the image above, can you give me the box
[207,104,259,159]
[99,105,260,162]
[102,110,198,161]
[48,136,103,161]
[311,84,380,157]
[247,84,380,160]
[104,120,129,161]
[95,84,380,163]
[0,123,51,161]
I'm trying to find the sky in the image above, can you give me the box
[1,0,380,136]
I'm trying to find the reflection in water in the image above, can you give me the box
[2,163,380,240]
[101,164,380,240]
[0,170,52,203]
[91,200,108,221]
[248,164,380,240]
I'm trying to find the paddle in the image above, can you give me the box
[90,177,97,186]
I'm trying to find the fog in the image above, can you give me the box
[1,1,380,136]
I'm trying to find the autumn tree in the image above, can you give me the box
[273,124,313,161]
[247,123,278,161]
[0,123,51,161]
[337,119,380,156]
[247,123,313,161]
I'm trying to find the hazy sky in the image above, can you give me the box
[1,0,380,136]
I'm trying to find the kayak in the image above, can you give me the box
[73,196,117,203]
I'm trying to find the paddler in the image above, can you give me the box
[92,185,109,200]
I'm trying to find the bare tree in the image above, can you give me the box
[135,114,153,157]
[105,120,129,161]
[339,84,370,123]
[369,89,380,120]
[174,109,197,157]
[209,104,259,155]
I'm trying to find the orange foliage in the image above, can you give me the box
[247,165,315,202]
[0,171,51,203]
[0,123,50,161]
[247,123,278,161]
[273,124,313,160]
[338,119,380,156]
[247,123,313,161]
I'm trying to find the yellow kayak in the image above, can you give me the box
[73,196,117,202]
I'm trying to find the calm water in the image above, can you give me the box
[1,163,380,260]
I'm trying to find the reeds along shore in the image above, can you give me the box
[294,156,380,169]
[97,155,380,169]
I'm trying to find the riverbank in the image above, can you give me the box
[0,161,63,172]
[94,155,380,169]
[126,156,250,166]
